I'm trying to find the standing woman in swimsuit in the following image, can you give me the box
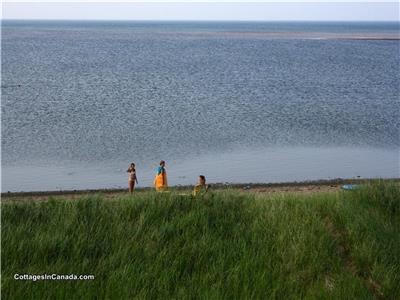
[154,160,168,191]
[127,163,138,193]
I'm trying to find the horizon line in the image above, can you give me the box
[2,19,399,22]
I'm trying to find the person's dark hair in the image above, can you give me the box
[160,160,165,166]
[199,175,206,181]
[127,162,135,172]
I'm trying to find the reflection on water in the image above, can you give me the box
[2,147,398,192]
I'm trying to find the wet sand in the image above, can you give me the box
[2,178,398,202]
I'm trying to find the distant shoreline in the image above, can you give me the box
[2,178,399,200]
[3,20,399,40]
[3,20,399,24]
[177,32,400,40]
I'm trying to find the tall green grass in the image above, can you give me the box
[2,182,399,299]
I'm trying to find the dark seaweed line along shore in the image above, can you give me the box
[2,178,399,199]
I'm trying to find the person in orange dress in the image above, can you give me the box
[154,160,168,191]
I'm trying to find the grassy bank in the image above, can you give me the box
[2,181,399,299]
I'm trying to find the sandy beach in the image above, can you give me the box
[2,178,399,202]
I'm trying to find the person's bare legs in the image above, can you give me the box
[129,181,134,193]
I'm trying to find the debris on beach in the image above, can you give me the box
[341,184,362,191]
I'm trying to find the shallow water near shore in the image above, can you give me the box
[2,21,399,192]
[2,147,398,192]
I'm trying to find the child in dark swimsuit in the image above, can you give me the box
[127,163,138,193]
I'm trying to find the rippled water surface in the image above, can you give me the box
[2,21,399,191]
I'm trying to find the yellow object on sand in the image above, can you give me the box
[154,171,168,191]
[193,184,208,196]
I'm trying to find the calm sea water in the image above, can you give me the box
[2,21,399,192]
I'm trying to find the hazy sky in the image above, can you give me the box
[2,2,399,21]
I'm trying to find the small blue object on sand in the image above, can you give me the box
[341,184,361,191]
